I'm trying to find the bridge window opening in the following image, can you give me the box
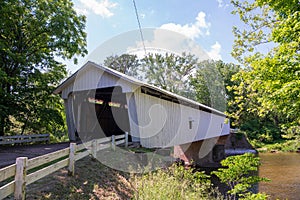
[108,101,121,108]
[88,97,104,105]
[189,117,194,129]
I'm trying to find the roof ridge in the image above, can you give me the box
[53,61,226,116]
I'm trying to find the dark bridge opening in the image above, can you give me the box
[73,86,130,140]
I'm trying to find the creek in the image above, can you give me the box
[259,152,300,200]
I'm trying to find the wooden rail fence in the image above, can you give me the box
[0,133,128,200]
[0,134,50,145]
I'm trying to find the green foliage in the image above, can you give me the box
[190,60,241,112]
[132,164,222,200]
[0,0,87,136]
[142,52,198,100]
[239,117,281,143]
[230,0,300,139]
[240,192,269,200]
[212,153,269,199]
[104,52,200,100]
[255,139,300,152]
[104,54,140,77]
[103,53,241,114]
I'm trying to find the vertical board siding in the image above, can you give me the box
[62,66,135,99]
[126,92,140,142]
[134,89,226,148]
[58,63,229,147]
[62,65,138,141]
[65,97,76,141]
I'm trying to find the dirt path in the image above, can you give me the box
[0,142,70,168]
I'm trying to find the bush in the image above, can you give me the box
[212,153,269,200]
[131,164,223,200]
[261,139,300,152]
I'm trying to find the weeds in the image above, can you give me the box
[131,164,223,200]
[212,153,269,200]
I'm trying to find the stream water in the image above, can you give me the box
[259,152,300,200]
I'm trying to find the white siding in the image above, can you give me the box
[126,92,140,142]
[58,62,229,146]
[134,89,227,148]
[64,96,76,141]
[61,66,135,99]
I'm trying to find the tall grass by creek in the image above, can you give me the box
[131,153,269,200]
[131,164,223,200]
[21,154,268,200]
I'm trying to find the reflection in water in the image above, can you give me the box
[259,153,300,200]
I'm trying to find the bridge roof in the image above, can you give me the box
[54,61,226,117]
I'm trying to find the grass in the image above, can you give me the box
[2,144,270,200]
[126,146,155,153]
[131,164,223,200]
[12,156,134,200]
[252,139,300,152]
[3,155,225,200]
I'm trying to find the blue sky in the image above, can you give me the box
[68,0,242,72]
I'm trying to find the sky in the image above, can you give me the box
[67,0,243,73]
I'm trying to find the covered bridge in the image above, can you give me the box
[54,61,230,164]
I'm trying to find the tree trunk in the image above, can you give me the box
[21,113,30,135]
[0,117,5,136]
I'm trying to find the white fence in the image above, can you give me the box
[0,133,128,200]
[0,134,50,145]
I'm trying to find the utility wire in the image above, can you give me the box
[132,0,147,55]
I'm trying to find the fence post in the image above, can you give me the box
[125,132,128,148]
[111,135,116,151]
[91,139,97,160]
[68,143,76,176]
[14,157,28,200]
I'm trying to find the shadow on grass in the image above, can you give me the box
[24,156,134,200]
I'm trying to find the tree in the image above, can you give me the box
[212,153,269,200]
[103,53,241,114]
[142,52,198,100]
[0,0,87,136]
[104,54,140,78]
[228,69,282,142]
[230,0,300,138]
[104,52,199,100]
[190,60,241,112]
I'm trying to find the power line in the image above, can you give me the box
[132,0,147,55]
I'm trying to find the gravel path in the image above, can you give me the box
[0,142,70,168]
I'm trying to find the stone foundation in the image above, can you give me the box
[173,135,228,166]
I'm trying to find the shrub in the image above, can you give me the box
[131,164,223,200]
[212,153,269,200]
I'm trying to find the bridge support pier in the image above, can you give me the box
[173,135,228,166]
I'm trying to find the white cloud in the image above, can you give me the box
[126,29,221,62]
[79,0,117,18]
[216,0,229,8]
[126,28,210,62]
[207,42,222,60]
[75,7,89,16]
[160,11,210,40]
[217,0,224,8]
